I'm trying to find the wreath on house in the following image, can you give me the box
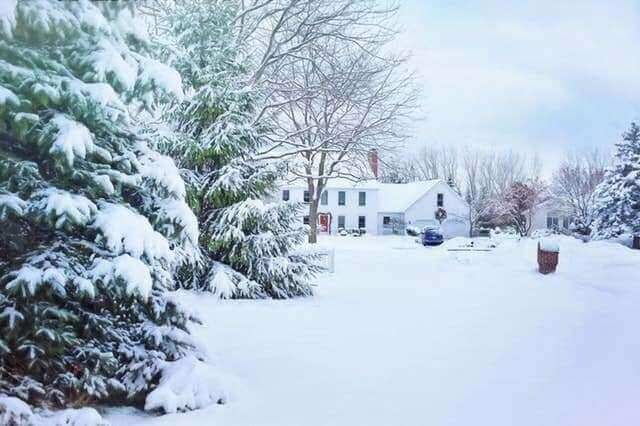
[435,207,447,223]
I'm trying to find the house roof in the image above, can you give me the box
[280,177,454,213]
[377,180,441,212]
[537,198,572,214]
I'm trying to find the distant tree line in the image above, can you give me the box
[381,144,610,237]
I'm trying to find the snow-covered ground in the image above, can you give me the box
[106,235,640,425]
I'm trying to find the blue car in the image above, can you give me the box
[421,227,444,246]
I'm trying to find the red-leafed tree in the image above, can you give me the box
[498,181,547,236]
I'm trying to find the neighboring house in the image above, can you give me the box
[275,179,470,238]
[530,200,574,233]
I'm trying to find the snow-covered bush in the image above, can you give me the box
[155,0,321,299]
[0,0,200,409]
[144,355,232,414]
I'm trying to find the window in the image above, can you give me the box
[437,193,444,207]
[383,216,391,225]
[303,190,310,203]
[547,216,558,228]
[303,215,310,225]
[358,216,366,228]
[359,191,366,206]
[282,190,290,201]
[338,215,345,228]
[338,191,346,206]
[321,191,328,206]
[562,217,570,229]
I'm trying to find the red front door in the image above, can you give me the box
[319,214,330,233]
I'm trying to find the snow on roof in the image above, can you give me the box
[377,180,440,212]
[280,177,447,212]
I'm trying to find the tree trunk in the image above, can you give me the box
[469,218,474,238]
[308,199,319,244]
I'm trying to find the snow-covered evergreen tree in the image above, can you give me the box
[592,122,640,239]
[0,0,201,408]
[156,0,320,299]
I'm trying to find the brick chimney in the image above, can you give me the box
[368,149,379,179]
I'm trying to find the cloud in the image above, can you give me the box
[394,0,640,174]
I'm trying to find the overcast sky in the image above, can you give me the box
[394,0,640,173]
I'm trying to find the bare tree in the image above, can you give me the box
[268,39,417,242]
[460,148,544,236]
[379,155,421,183]
[413,146,458,181]
[239,1,418,243]
[497,180,547,236]
[145,0,418,243]
[461,148,493,236]
[551,149,607,235]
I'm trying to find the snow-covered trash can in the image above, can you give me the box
[537,239,559,274]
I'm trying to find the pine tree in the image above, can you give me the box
[592,122,640,239]
[0,1,200,407]
[156,0,320,299]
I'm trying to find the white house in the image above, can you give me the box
[530,200,574,233]
[276,179,470,238]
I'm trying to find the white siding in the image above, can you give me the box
[320,188,378,235]
[377,212,405,235]
[531,208,548,231]
[403,181,469,238]
[276,186,379,235]
[531,205,573,233]
[274,180,470,237]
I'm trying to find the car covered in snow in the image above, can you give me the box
[421,227,444,246]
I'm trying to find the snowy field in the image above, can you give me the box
[106,235,640,426]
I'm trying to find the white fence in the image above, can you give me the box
[317,248,335,273]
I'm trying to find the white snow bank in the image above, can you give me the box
[0,395,33,425]
[538,238,560,252]
[145,355,232,414]
[0,395,109,425]
[93,202,171,261]
[106,235,640,426]
[531,228,554,239]
[44,407,109,426]
[90,255,153,300]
